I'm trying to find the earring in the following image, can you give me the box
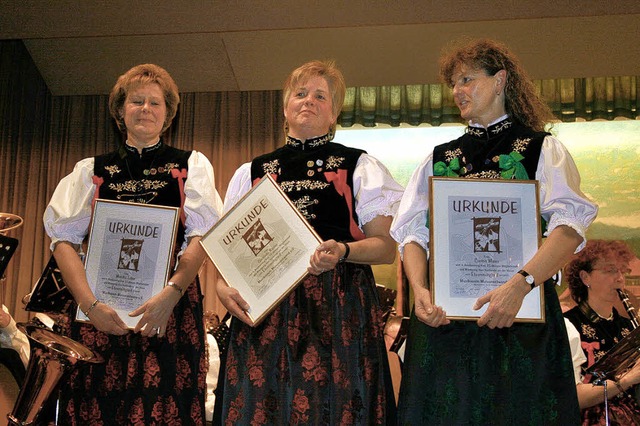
[328,127,335,140]
[284,121,289,135]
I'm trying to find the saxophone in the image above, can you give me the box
[617,288,639,329]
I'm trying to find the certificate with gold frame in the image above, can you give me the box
[429,177,544,323]
[200,174,322,326]
[76,199,180,328]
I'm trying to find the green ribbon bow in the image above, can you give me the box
[434,158,460,177]
[499,152,529,180]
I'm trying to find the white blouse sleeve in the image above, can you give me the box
[43,157,96,252]
[183,151,223,240]
[564,318,587,384]
[223,162,253,214]
[536,136,598,252]
[389,152,434,258]
[0,305,30,368]
[353,154,404,227]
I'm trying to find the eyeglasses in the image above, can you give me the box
[591,266,632,277]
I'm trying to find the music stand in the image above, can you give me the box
[24,256,74,316]
[586,325,640,425]
[0,234,19,277]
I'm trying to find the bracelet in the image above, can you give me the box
[166,281,184,296]
[615,381,626,394]
[83,299,99,317]
[338,242,350,263]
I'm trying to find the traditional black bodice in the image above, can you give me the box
[565,303,634,370]
[250,134,366,242]
[433,118,548,180]
[93,140,192,247]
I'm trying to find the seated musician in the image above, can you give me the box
[563,239,640,424]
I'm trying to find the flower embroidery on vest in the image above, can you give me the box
[104,165,121,177]
[280,180,329,193]
[262,159,280,175]
[292,195,318,219]
[325,155,345,170]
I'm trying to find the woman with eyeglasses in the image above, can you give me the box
[564,239,640,424]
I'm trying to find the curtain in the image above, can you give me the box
[339,77,639,127]
[1,38,639,322]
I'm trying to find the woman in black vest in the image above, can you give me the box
[564,239,640,424]
[215,60,403,424]
[390,38,598,424]
[44,64,223,424]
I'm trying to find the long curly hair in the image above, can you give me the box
[439,38,554,132]
[282,59,346,140]
[108,63,180,134]
[564,239,636,304]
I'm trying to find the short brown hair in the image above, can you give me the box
[108,64,180,134]
[282,60,345,139]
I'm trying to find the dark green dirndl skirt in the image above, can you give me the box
[397,279,580,426]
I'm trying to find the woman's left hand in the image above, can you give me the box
[474,278,530,329]
[130,286,182,337]
[308,239,344,275]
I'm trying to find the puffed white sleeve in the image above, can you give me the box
[353,153,404,227]
[222,162,252,214]
[0,305,30,368]
[183,151,224,241]
[43,157,96,252]
[536,136,598,252]
[389,152,434,258]
[564,318,587,384]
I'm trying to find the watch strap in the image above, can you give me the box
[517,269,535,290]
[338,242,350,263]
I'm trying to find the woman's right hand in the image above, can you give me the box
[87,303,129,335]
[619,359,640,389]
[414,286,450,328]
[216,282,252,326]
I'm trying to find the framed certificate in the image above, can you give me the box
[200,174,323,326]
[429,177,544,322]
[76,199,180,328]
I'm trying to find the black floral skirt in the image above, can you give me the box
[219,262,397,425]
[56,279,206,426]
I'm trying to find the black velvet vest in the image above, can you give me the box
[250,135,366,242]
[93,141,191,247]
[433,118,547,180]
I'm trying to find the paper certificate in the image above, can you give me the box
[76,199,180,328]
[429,177,544,322]
[200,174,322,326]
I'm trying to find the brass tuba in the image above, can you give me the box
[6,322,103,426]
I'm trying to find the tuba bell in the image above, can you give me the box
[6,322,103,426]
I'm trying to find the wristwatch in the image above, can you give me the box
[517,270,535,290]
[338,242,350,263]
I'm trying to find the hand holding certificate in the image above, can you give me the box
[77,200,180,328]
[429,177,545,323]
[201,174,322,326]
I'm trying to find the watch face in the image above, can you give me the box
[525,275,535,284]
